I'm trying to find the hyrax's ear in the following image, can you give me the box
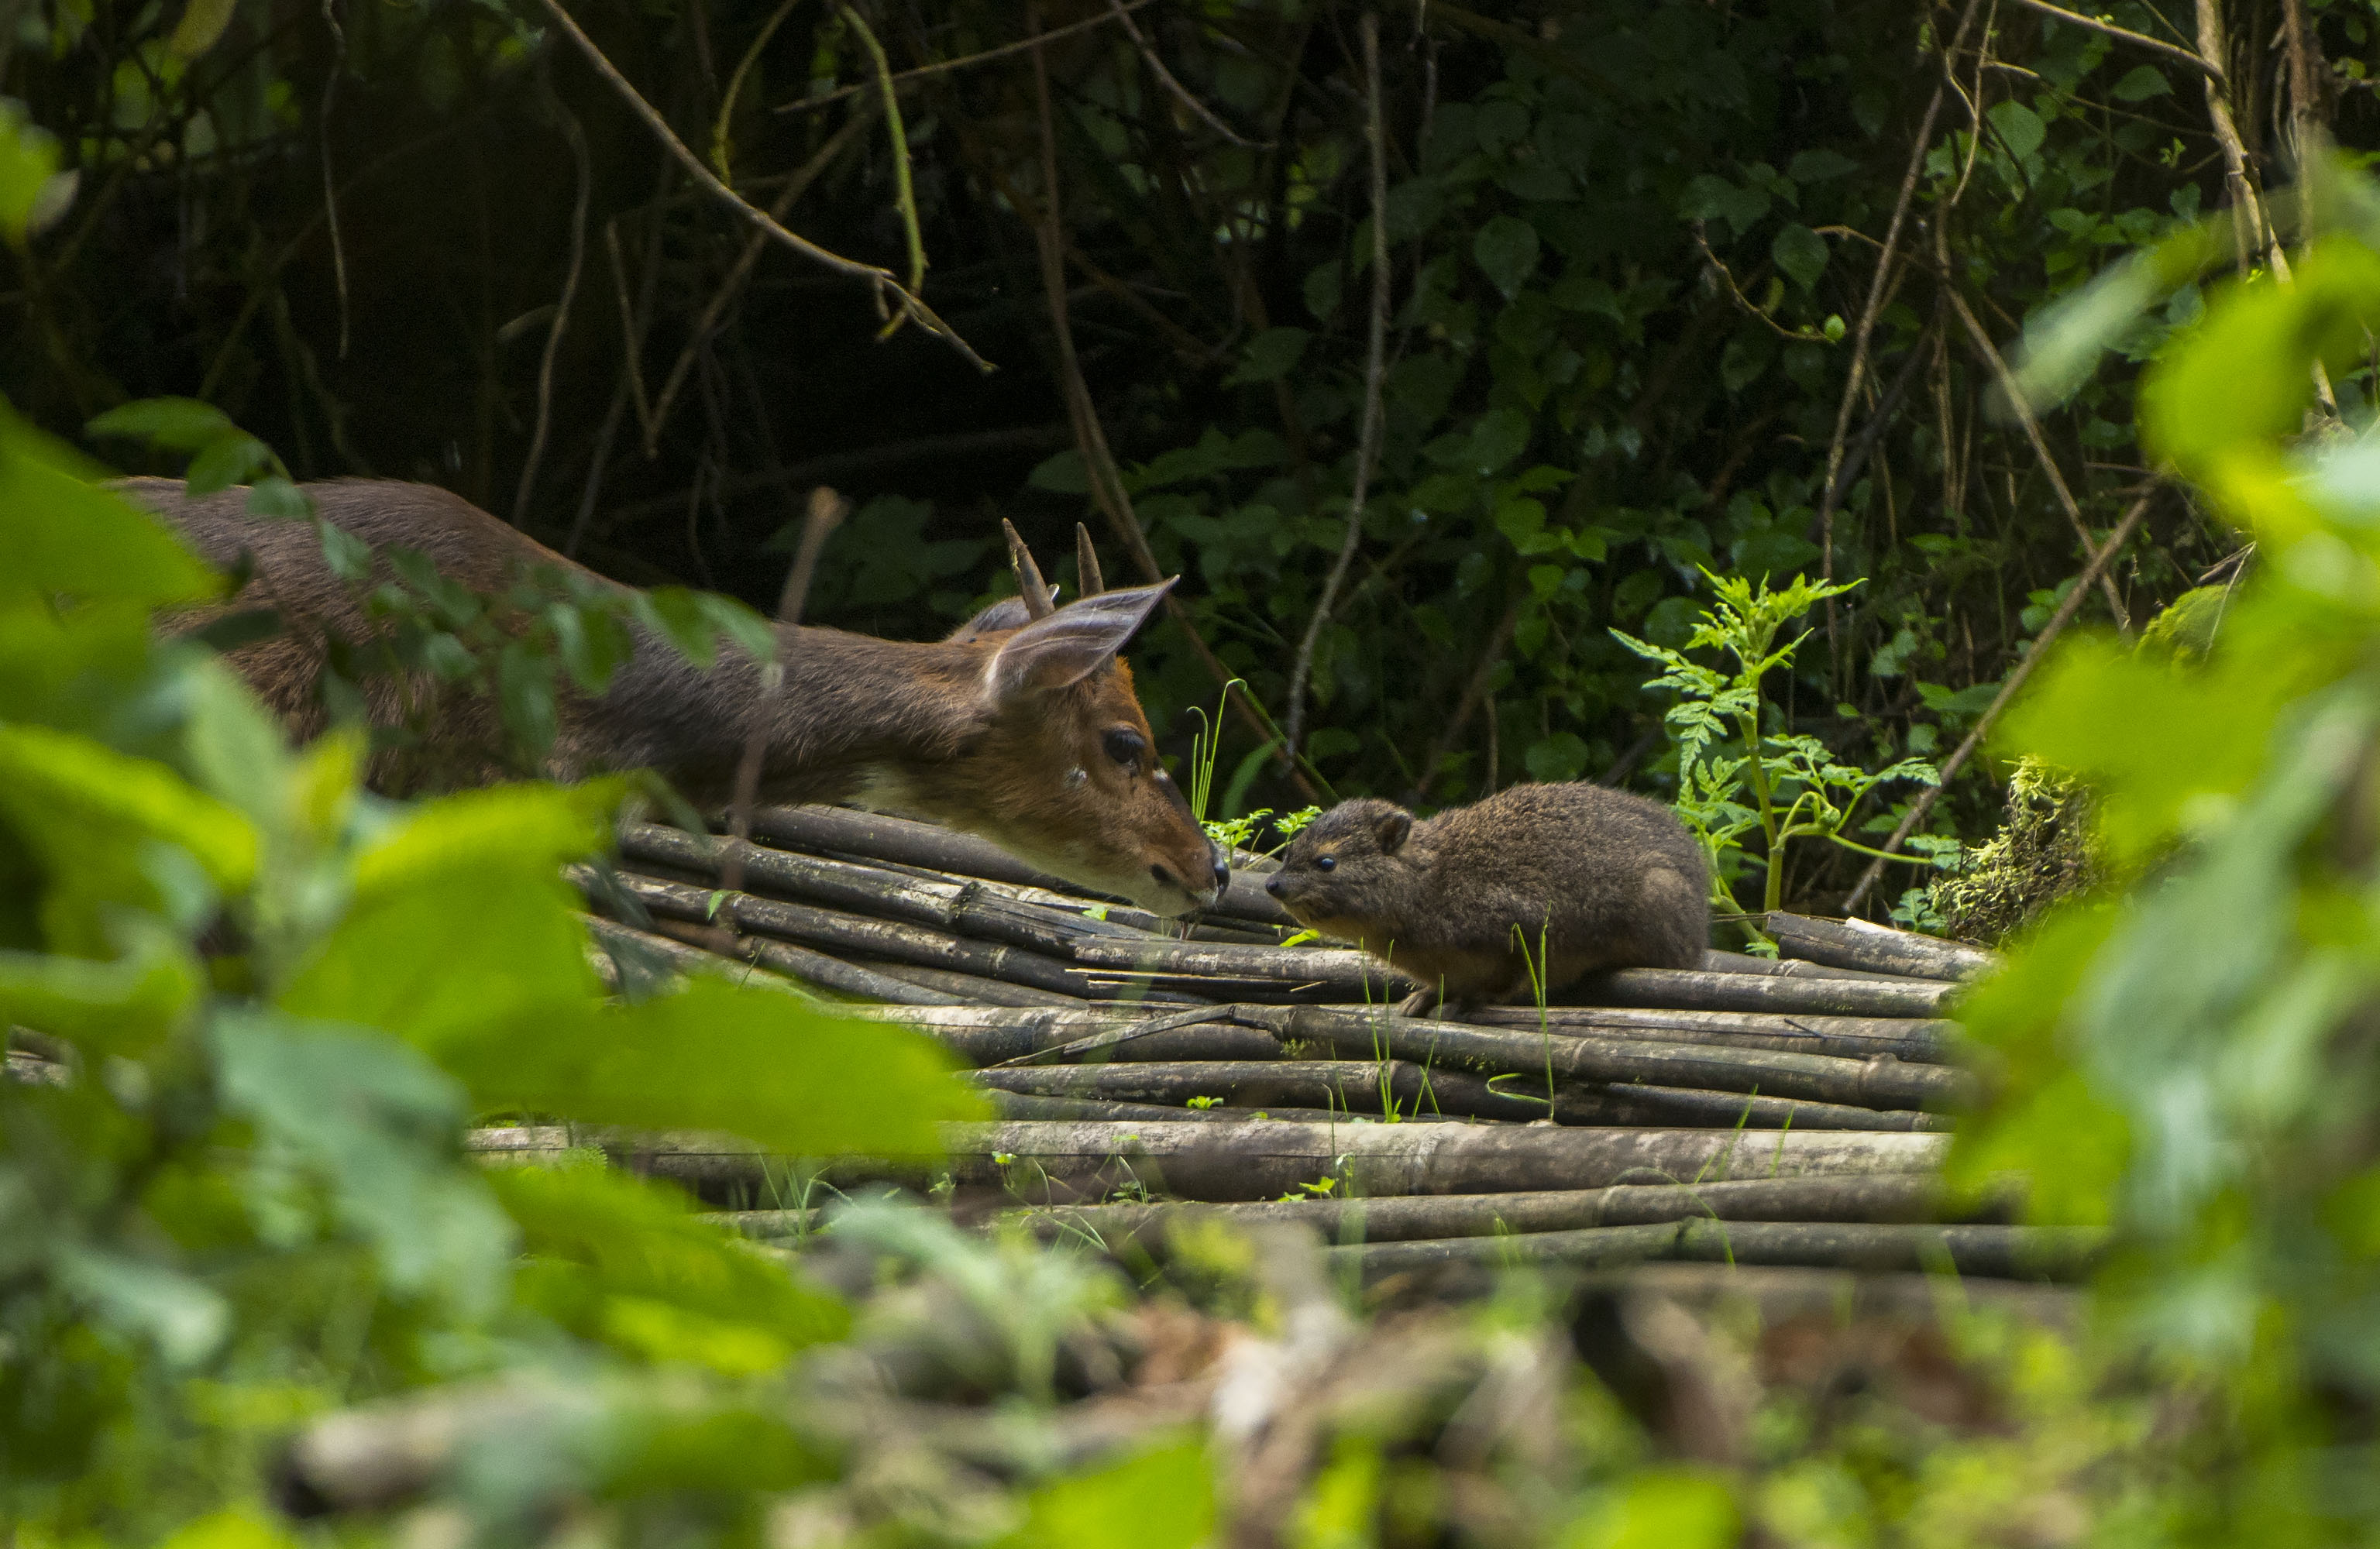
[984,577,1175,701]
[1375,806,1414,854]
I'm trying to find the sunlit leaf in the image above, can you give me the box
[0,407,221,606]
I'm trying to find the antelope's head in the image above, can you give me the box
[897,524,1226,916]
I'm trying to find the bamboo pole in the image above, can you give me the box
[588,868,1105,999]
[1571,967,1955,1018]
[635,919,972,1005]
[1338,1219,2103,1282]
[843,959,1090,1008]
[1070,935,1419,993]
[1453,1005,1954,1064]
[1014,1173,1968,1252]
[1247,1006,1973,1111]
[1701,948,1907,983]
[1763,912,1996,982]
[851,1004,1291,1066]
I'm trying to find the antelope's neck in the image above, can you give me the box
[579,624,985,809]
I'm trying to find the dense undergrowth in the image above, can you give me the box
[18,2,2380,1545]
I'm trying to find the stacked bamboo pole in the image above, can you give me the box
[556,806,2076,1280]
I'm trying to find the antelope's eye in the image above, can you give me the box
[1102,728,1147,768]
[1316,855,1337,873]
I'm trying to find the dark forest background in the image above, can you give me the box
[7,0,2363,902]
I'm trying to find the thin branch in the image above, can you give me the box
[648,105,877,455]
[2003,0,2224,82]
[721,487,847,898]
[1816,0,1983,591]
[1027,8,1322,802]
[837,3,927,308]
[1408,587,1525,804]
[317,0,351,359]
[1285,10,1388,761]
[1945,286,2128,627]
[1689,221,1835,342]
[1842,489,2158,914]
[535,0,990,372]
[711,0,806,180]
[514,88,592,526]
[776,0,1158,115]
[1106,0,1264,148]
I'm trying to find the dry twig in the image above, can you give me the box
[513,87,591,526]
[536,0,989,372]
[1285,11,1389,759]
[721,487,847,898]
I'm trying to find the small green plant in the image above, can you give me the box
[1614,570,1942,919]
[1184,1095,1223,1109]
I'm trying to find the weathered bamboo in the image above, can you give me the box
[973,1059,1409,1111]
[1455,1005,1955,1064]
[1764,912,1997,981]
[635,918,974,1005]
[1584,1083,1950,1132]
[1571,967,1955,1018]
[1340,1219,2102,1282]
[581,913,811,995]
[1015,1173,1963,1250]
[852,1004,1291,1066]
[886,1121,1945,1200]
[843,958,1087,1007]
[1701,948,1905,983]
[985,1092,1247,1123]
[1068,934,1418,993]
[475,1120,1945,1201]
[592,869,1105,999]
[749,802,1295,924]
[987,1004,1236,1066]
[620,822,1104,958]
[1246,1006,1972,1110]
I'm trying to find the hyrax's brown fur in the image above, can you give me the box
[1265,782,1710,1004]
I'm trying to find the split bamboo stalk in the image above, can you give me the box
[590,869,1104,999]
[750,802,1295,925]
[1702,948,1906,983]
[985,1092,1247,1123]
[637,919,970,1005]
[1572,966,1955,1018]
[480,1120,1946,1202]
[1069,935,1419,993]
[1339,1219,2103,1282]
[852,1004,1291,1065]
[1454,1005,1955,1064]
[620,822,1103,957]
[1014,1173,1966,1251]
[1246,1006,1973,1111]
[844,959,1089,1008]
[1763,912,1997,981]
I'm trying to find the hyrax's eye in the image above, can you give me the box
[1102,728,1147,768]
[1316,854,1337,873]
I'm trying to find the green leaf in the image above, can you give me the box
[1027,448,1091,495]
[0,407,222,605]
[53,1243,229,1368]
[1787,149,1858,182]
[0,724,259,952]
[497,641,560,763]
[166,0,239,57]
[85,397,238,453]
[491,1165,848,1370]
[1525,731,1590,782]
[1473,215,1542,300]
[640,588,726,668]
[1302,259,1342,321]
[1467,407,1532,475]
[446,977,986,1156]
[1558,1466,1739,1549]
[1771,222,1828,291]
[1224,327,1311,386]
[212,1008,515,1313]
[0,923,202,1056]
[0,101,71,248]
[179,431,272,497]
[2110,64,2172,101]
[244,476,311,520]
[351,781,619,904]
[693,591,776,664]
[1986,100,2047,161]
[997,1439,1214,1549]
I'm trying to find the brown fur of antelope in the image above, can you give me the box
[134,477,1226,915]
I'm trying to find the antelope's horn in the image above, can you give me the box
[1001,518,1057,619]
[1074,523,1106,598]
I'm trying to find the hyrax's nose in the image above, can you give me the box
[1264,874,1286,898]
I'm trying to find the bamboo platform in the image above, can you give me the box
[572,805,2083,1283]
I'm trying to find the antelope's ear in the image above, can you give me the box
[984,578,1175,700]
[946,596,1039,643]
[1375,806,1414,853]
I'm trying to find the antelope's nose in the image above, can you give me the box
[1212,856,1231,892]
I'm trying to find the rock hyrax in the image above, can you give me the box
[1264,782,1710,1009]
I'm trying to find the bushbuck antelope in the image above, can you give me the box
[135,478,1226,915]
